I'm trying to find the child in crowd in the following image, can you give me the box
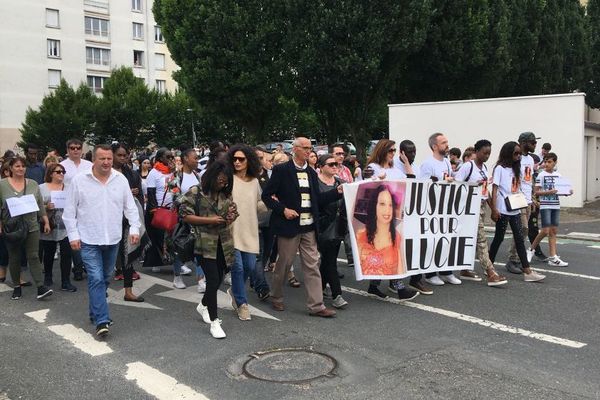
[527,153,570,267]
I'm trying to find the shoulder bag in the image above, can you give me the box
[151,187,178,233]
[171,190,201,262]
[504,192,528,211]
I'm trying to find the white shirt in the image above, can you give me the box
[520,154,535,203]
[146,168,173,207]
[180,171,200,194]
[419,156,452,181]
[393,158,419,178]
[454,160,490,200]
[492,166,520,216]
[63,169,141,245]
[368,163,407,180]
[60,158,93,185]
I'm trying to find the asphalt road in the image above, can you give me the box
[1,236,599,400]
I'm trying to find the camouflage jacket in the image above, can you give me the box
[179,185,235,265]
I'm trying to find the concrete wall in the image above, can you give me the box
[389,93,587,207]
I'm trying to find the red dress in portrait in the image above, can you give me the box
[356,228,399,275]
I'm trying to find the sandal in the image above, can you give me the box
[288,277,301,288]
[264,262,276,272]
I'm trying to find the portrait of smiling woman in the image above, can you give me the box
[355,184,405,276]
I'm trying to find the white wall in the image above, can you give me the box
[389,93,586,207]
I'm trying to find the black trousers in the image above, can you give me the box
[489,214,530,269]
[259,226,277,267]
[528,207,543,254]
[115,236,135,288]
[198,239,226,321]
[40,238,72,283]
[319,240,342,298]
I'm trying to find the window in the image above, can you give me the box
[48,70,61,88]
[132,0,142,11]
[132,22,144,39]
[154,53,165,70]
[87,75,106,93]
[133,50,144,67]
[46,9,59,28]
[47,39,60,58]
[85,17,109,37]
[86,47,111,66]
[154,26,164,42]
[156,80,166,93]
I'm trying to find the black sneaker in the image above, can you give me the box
[505,260,523,274]
[36,286,53,300]
[367,285,387,299]
[73,271,84,281]
[61,282,77,292]
[397,287,419,302]
[96,323,109,337]
[257,289,270,301]
[11,287,22,300]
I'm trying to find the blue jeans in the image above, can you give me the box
[231,250,269,306]
[81,243,119,325]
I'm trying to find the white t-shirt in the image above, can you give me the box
[454,160,490,200]
[393,158,419,178]
[520,154,535,203]
[60,158,93,186]
[367,163,407,180]
[492,166,520,216]
[180,171,200,194]
[419,156,452,181]
[536,170,561,210]
[146,168,173,207]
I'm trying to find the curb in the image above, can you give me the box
[483,226,600,243]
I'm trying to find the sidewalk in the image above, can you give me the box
[484,199,600,242]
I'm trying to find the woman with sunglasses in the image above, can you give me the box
[364,139,418,301]
[227,144,270,321]
[488,142,545,283]
[317,154,348,309]
[181,160,238,339]
[39,163,77,292]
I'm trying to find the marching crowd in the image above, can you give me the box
[0,132,569,339]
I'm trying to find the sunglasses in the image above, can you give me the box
[53,170,65,174]
[233,156,247,163]
[69,146,82,150]
[325,162,339,168]
[388,148,397,153]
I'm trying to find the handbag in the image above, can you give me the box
[504,192,528,211]
[319,179,348,242]
[171,190,201,262]
[151,189,178,232]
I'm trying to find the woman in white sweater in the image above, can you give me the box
[227,144,270,321]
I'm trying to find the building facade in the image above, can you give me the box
[0,0,178,152]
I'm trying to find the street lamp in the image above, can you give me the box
[186,108,197,148]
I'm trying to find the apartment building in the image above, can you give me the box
[0,0,179,151]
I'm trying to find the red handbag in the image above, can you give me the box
[151,190,178,232]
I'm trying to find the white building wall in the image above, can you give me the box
[389,93,587,208]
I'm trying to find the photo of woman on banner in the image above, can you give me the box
[353,182,406,277]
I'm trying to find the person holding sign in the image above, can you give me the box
[454,140,507,287]
[488,142,545,283]
[39,163,77,292]
[0,156,53,300]
[526,153,570,267]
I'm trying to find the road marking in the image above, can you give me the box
[337,258,348,264]
[47,324,113,356]
[531,268,600,281]
[341,286,587,349]
[25,308,49,323]
[126,361,209,400]
[567,232,600,239]
[588,245,600,249]
[155,286,280,321]
[0,283,12,293]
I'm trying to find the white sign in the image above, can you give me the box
[50,191,67,209]
[6,194,39,217]
[555,177,573,196]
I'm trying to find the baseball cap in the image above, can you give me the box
[518,132,541,142]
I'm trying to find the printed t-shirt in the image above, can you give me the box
[454,160,490,200]
[492,166,520,216]
[536,170,561,210]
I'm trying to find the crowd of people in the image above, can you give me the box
[0,132,569,340]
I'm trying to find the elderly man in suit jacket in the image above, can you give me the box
[262,137,343,317]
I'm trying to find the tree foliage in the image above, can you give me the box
[586,0,600,108]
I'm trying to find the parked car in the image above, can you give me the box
[259,142,293,153]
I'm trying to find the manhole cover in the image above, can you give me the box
[242,348,337,384]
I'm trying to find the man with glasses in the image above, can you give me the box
[60,138,92,280]
[262,137,342,317]
[329,143,353,184]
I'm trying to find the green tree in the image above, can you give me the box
[19,79,97,154]
[91,67,158,147]
[586,0,600,108]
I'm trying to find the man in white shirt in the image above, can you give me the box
[63,144,140,338]
[60,138,93,281]
[393,140,419,176]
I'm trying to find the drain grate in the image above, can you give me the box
[242,348,338,384]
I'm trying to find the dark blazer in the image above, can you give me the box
[262,160,342,238]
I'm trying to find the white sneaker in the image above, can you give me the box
[526,248,535,263]
[151,267,161,273]
[524,270,546,282]
[332,295,348,309]
[424,275,445,286]
[440,274,461,285]
[547,256,568,267]
[224,272,232,286]
[173,275,186,289]
[180,265,192,275]
[196,303,211,324]
[197,278,206,293]
[210,319,226,339]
